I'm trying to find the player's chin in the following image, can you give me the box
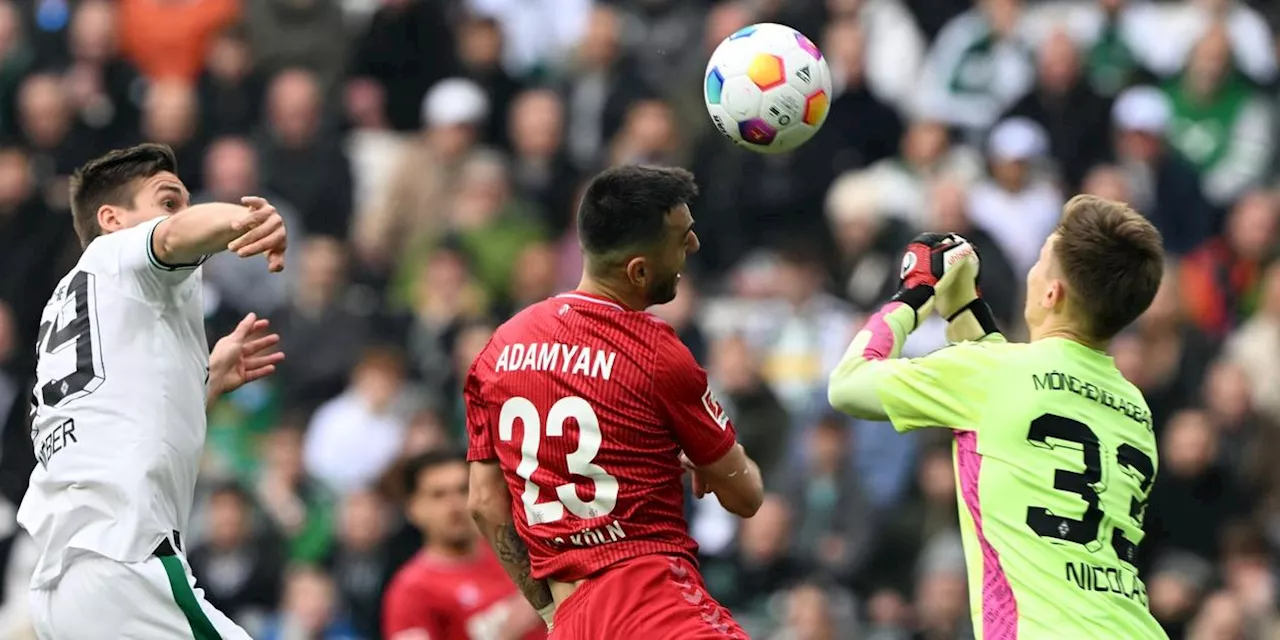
[651,280,680,306]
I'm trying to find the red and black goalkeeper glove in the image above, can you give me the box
[891,233,976,328]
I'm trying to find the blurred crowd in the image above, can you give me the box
[0,0,1278,638]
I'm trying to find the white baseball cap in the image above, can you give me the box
[1112,86,1171,134]
[988,117,1049,161]
[422,77,489,128]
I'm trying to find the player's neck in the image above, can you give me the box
[1031,322,1108,352]
[425,541,477,561]
[575,275,645,311]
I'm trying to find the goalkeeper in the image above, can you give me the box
[829,195,1168,639]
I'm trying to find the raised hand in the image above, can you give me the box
[892,233,977,327]
[932,233,981,320]
[208,313,285,399]
[227,196,288,272]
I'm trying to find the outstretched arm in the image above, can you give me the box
[152,197,287,271]
[827,301,918,421]
[828,299,1004,432]
[829,233,1002,431]
[467,461,555,623]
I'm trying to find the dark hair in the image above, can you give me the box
[577,165,698,267]
[208,480,251,505]
[1055,195,1165,340]
[402,449,468,496]
[69,143,177,248]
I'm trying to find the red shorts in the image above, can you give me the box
[549,554,746,640]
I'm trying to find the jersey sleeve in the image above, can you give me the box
[651,327,738,466]
[465,359,496,462]
[382,581,445,639]
[88,217,204,296]
[829,301,1005,432]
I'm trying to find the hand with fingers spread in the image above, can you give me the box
[227,196,288,272]
[208,313,285,400]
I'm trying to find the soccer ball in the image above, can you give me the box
[703,23,832,154]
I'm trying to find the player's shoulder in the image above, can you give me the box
[923,335,1019,370]
[383,553,438,596]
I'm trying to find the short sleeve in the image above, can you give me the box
[651,328,738,466]
[87,217,204,294]
[465,360,496,462]
[875,341,1000,433]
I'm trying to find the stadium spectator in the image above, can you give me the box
[1225,261,1280,422]
[187,483,287,637]
[1005,28,1113,190]
[304,347,411,495]
[1110,84,1215,255]
[507,88,578,236]
[257,67,353,238]
[63,0,142,153]
[1164,25,1275,209]
[1180,189,1278,336]
[141,80,205,192]
[777,414,874,589]
[244,0,347,96]
[967,116,1064,274]
[117,0,239,83]
[354,77,488,272]
[255,423,337,565]
[261,565,360,640]
[197,24,265,138]
[273,236,372,414]
[329,490,391,639]
[916,0,1035,136]
[707,333,791,484]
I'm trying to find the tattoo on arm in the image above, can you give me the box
[492,521,554,611]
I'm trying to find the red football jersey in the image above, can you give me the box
[382,546,547,640]
[465,292,738,582]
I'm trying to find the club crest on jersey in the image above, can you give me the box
[701,387,729,430]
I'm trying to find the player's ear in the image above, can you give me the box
[1042,279,1064,310]
[97,204,124,233]
[625,256,648,288]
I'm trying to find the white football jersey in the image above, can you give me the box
[18,216,209,588]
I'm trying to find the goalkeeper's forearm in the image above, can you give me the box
[944,298,1004,344]
[827,301,917,420]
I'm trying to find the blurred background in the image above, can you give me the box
[0,0,1277,638]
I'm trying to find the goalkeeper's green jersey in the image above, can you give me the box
[829,304,1166,639]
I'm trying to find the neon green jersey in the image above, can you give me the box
[829,303,1166,639]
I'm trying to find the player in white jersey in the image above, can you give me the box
[17,143,289,639]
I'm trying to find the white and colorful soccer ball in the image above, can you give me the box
[703,23,833,154]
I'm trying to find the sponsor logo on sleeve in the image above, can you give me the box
[701,387,729,430]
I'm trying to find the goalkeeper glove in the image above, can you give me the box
[891,233,977,329]
[933,233,980,319]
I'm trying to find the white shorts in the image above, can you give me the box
[28,549,251,640]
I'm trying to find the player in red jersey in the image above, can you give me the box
[383,451,547,640]
[466,165,763,639]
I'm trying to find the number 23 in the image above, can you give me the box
[1024,413,1155,565]
[498,396,619,526]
